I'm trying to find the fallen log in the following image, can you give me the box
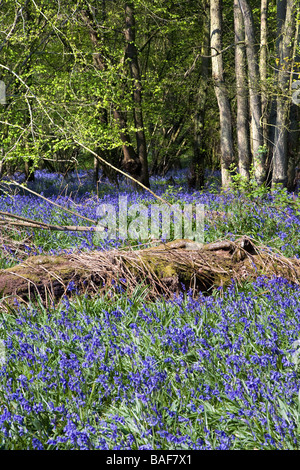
[0,236,299,305]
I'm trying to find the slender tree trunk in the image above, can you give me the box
[260,0,268,150]
[124,3,150,188]
[272,0,296,187]
[81,9,114,185]
[24,159,35,182]
[112,107,142,180]
[277,0,287,41]
[23,4,35,182]
[0,153,4,180]
[238,0,265,186]
[93,155,100,184]
[0,81,5,179]
[189,1,210,190]
[0,120,8,180]
[210,0,234,188]
[267,0,287,184]
[287,7,300,190]
[81,8,145,187]
[287,103,300,190]
[234,0,251,180]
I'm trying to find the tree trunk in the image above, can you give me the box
[189,1,210,190]
[260,0,269,150]
[0,120,8,180]
[124,3,150,188]
[23,4,35,182]
[24,159,35,182]
[287,17,300,191]
[0,156,4,180]
[93,156,100,184]
[287,13,300,191]
[266,0,287,185]
[287,103,300,191]
[81,8,145,187]
[234,0,251,180]
[210,0,234,188]
[272,0,296,188]
[112,107,142,184]
[238,0,265,186]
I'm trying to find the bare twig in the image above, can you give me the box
[5,180,101,225]
[0,219,99,232]
[0,210,102,232]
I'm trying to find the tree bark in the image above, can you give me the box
[238,0,265,186]
[124,3,150,188]
[210,0,234,188]
[189,1,210,190]
[287,12,300,191]
[260,0,269,150]
[234,0,251,180]
[267,0,287,185]
[287,103,300,190]
[23,3,35,182]
[272,0,296,187]
[81,7,147,187]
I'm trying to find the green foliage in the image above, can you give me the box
[161,185,184,205]
[0,0,219,177]
[229,163,269,201]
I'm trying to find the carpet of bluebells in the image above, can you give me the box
[0,169,300,450]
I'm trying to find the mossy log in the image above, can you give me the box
[0,236,299,305]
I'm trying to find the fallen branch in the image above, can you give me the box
[0,209,226,235]
[5,181,100,225]
[0,236,299,306]
[0,219,99,232]
[0,210,102,232]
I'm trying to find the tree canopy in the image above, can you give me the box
[0,0,299,190]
